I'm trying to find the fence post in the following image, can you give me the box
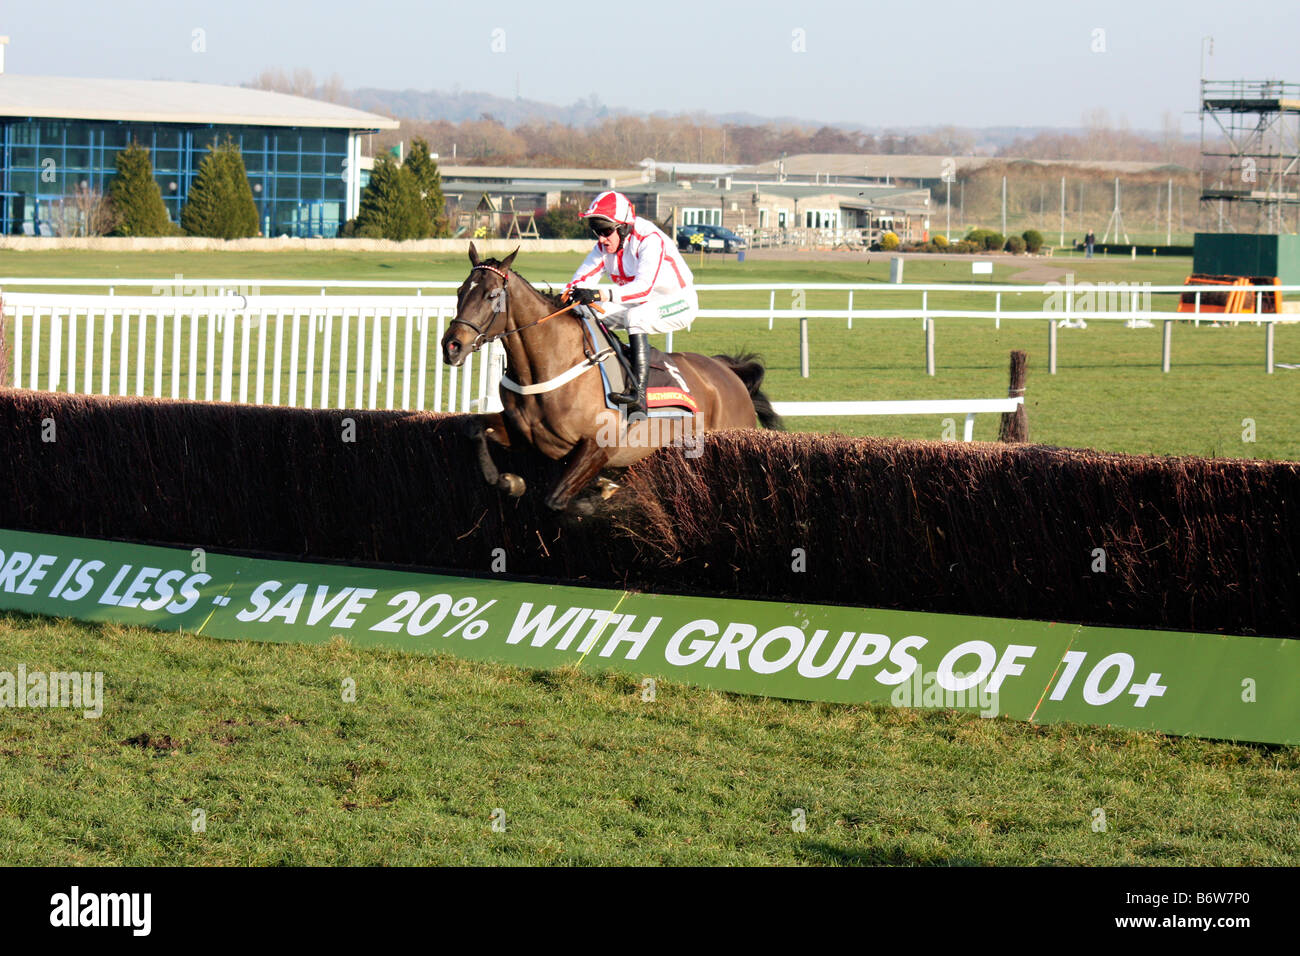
[1162,320,1172,373]
[997,349,1029,443]
[1266,321,1275,374]
[799,316,809,378]
[768,290,776,331]
[1048,320,1058,375]
[925,318,935,376]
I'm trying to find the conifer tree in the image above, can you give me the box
[353,156,433,240]
[108,141,172,236]
[404,138,448,237]
[181,138,260,238]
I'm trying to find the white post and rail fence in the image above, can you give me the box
[1,278,1293,434]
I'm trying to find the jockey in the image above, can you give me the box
[564,190,697,415]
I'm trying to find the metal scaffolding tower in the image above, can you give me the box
[1199,79,1300,233]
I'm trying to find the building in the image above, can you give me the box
[0,44,397,237]
[434,165,649,234]
[438,163,933,244]
[625,182,932,244]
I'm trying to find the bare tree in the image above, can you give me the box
[249,66,350,105]
[49,184,119,237]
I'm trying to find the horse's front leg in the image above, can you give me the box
[544,437,609,511]
[462,413,525,497]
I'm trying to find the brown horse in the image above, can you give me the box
[441,244,782,510]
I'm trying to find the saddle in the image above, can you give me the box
[577,311,698,417]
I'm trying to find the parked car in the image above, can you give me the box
[677,226,723,252]
[677,224,746,253]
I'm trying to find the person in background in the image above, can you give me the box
[1085,229,1096,258]
[564,191,697,415]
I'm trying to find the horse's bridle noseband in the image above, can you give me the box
[449,263,587,353]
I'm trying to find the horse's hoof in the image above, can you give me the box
[498,473,526,497]
[596,476,621,500]
[572,498,595,516]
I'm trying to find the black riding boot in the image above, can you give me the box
[609,333,649,415]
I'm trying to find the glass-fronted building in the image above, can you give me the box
[0,74,398,237]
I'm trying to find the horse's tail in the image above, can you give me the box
[713,352,785,431]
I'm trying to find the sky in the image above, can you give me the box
[4,0,1298,132]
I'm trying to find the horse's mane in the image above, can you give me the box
[481,258,565,309]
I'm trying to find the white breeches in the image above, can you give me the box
[600,288,698,335]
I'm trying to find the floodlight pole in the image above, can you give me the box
[1167,178,1173,245]
[1060,176,1065,246]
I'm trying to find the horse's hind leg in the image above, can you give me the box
[463,413,525,497]
[544,437,609,511]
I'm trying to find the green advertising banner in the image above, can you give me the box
[0,528,1296,744]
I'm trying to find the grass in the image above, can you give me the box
[2,248,1297,866]
[1,610,1296,866]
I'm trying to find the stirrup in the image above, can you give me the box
[609,389,646,416]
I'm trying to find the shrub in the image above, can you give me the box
[537,204,589,239]
[1022,229,1044,254]
[953,239,979,254]
[931,233,948,249]
[879,231,900,251]
[965,228,1005,251]
[1005,235,1027,254]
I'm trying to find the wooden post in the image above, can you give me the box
[1266,321,1275,374]
[925,318,935,376]
[799,316,809,378]
[998,349,1028,443]
[1048,320,1058,374]
[1162,320,1172,373]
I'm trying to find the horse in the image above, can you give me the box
[441,244,782,511]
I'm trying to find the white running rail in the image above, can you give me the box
[0,292,504,414]
[772,398,1023,441]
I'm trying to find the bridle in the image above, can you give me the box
[449,263,584,353]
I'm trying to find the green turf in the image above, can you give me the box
[1,610,1295,866]
[4,249,1297,460]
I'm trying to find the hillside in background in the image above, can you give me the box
[248,69,1198,167]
